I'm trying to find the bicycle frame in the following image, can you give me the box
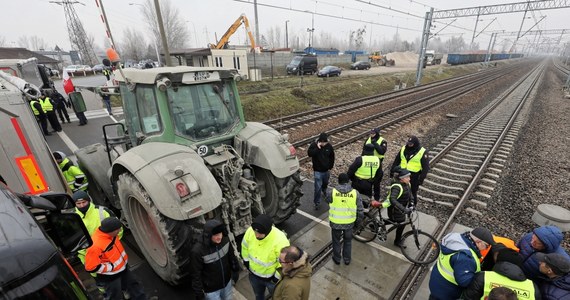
[365,206,418,241]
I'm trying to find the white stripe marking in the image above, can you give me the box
[295,209,409,261]
[57,130,79,153]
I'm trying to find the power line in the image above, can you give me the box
[232,0,421,32]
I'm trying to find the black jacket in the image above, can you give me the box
[386,180,412,223]
[190,220,239,294]
[462,261,542,300]
[347,155,383,200]
[390,136,430,184]
[307,141,335,172]
[364,132,387,164]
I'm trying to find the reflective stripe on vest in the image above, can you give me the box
[399,146,426,173]
[329,188,358,224]
[384,183,404,207]
[242,227,289,278]
[30,100,40,115]
[354,156,380,180]
[365,137,385,159]
[40,97,54,112]
[436,248,480,285]
[482,271,535,300]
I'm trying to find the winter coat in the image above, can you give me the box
[539,273,570,300]
[307,140,335,172]
[347,154,383,200]
[325,183,364,230]
[462,260,541,300]
[190,219,239,294]
[273,252,312,300]
[386,180,412,223]
[363,130,387,163]
[429,232,482,300]
[518,226,570,280]
[390,135,430,183]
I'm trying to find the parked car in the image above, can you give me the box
[63,65,80,73]
[92,64,105,72]
[351,61,371,70]
[317,66,342,77]
[286,55,318,75]
[81,65,92,72]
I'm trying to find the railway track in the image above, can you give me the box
[281,63,526,164]
[392,62,546,299]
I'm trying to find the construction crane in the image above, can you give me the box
[210,14,256,50]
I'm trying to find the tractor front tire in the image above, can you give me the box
[117,173,200,285]
[255,168,303,224]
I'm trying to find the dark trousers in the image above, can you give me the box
[76,111,88,125]
[410,174,421,205]
[248,273,275,300]
[101,268,146,300]
[56,105,70,122]
[37,115,49,135]
[331,227,353,263]
[46,111,61,131]
[394,224,406,245]
[351,178,373,198]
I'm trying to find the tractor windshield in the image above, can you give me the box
[168,80,240,140]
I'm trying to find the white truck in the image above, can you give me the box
[425,50,443,66]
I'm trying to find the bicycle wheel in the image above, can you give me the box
[400,229,440,264]
[353,216,377,243]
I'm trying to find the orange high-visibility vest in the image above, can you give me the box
[480,235,520,263]
[85,229,128,275]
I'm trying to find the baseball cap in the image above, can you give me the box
[537,252,570,275]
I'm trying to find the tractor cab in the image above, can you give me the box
[112,67,246,155]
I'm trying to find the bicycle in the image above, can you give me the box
[353,200,440,265]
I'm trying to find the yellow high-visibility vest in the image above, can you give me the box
[354,156,380,180]
[40,97,54,112]
[436,248,480,285]
[329,188,358,224]
[482,271,535,300]
[365,137,385,159]
[399,146,426,172]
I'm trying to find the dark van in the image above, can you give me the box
[0,185,93,299]
[286,55,318,75]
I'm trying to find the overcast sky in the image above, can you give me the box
[2,0,569,52]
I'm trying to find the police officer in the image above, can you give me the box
[53,151,88,192]
[391,135,430,204]
[52,90,71,123]
[381,168,413,247]
[347,144,382,201]
[364,128,387,182]
[242,214,290,300]
[462,247,540,300]
[39,93,62,132]
[103,67,111,80]
[326,173,363,265]
[29,98,50,135]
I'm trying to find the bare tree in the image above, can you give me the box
[0,36,6,47]
[141,0,189,51]
[445,35,467,53]
[121,28,148,62]
[17,36,30,49]
[29,36,47,50]
[274,27,282,48]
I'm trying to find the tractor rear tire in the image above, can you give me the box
[255,168,303,224]
[117,173,200,285]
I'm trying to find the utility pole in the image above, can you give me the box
[285,20,289,49]
[471,7,481,49]
[484,33,496,63]
[254,0,260,46]
[415,8,434,86]
[154,0,171,66]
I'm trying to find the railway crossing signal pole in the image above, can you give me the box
[415,8,434,87]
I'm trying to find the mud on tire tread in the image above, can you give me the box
[117,173,201,285]
[273,171,303,224]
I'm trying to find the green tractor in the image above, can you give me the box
[76,66,303,285]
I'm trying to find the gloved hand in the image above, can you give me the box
[232,271,240,284]
[370,200,382,208]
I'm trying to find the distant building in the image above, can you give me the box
[35,46,73,68]
[304,47,340,55]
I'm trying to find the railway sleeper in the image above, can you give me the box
[465,207,484,216]
[464,136,496,146]
[457,140,494,150]
[480,178,497,185]
[441,158,480,168]
[469,199,488,209]
[423,179,465,191]
[485,172,501,179]
[450,150,485,160]
[474,191,492,199]
[419,186,460,200]
[454,145,489,156]
[437,163,477,174]
[427,173,469,185]
[486,167,502,174]
[478,184,495,192]
[433,168,473,179]
[495,153,508,159]
[445,154,482,164]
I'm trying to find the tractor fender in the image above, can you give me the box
[236,122,299,178]
[111,142,222,221]
[75,143,114,205]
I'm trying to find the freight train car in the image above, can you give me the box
[447,53,523,65]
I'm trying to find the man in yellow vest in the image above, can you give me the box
[39,93,62,132]
[391,135,430,205]
[242,214,290,300]
[364,128,388,182]
[29,98,50,136]
[347,144,383,201]
[382,168,413,247]
[429,227,496,300]
[53,151,88,192]
[326,173,364,265]
[462,247,540,300]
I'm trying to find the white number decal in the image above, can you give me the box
[197,145,208,156]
